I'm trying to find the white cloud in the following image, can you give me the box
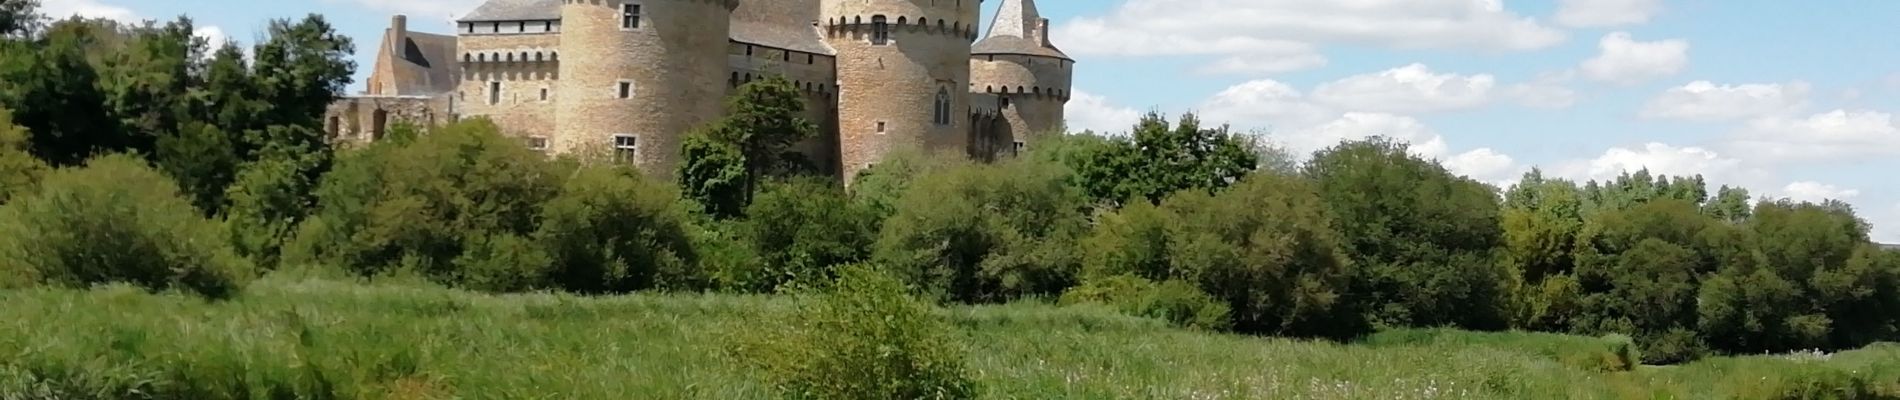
[1280,112,1450,157]
[1779,181,1861,203]
[1555,0,1665,28]
[1198,79,1335,130]
[1064,90,1144,135]
[1445,148,1525,186]
[40,0,140,23]
[1730,110,1900,163]
[1504,71,1580,109]
[1642,81,1812,121]
[1311,63,1497,114]
[1057,0,1565,75]
[1556,142,1748,184]
[1580,32,1689,85]
[325,0,478,26]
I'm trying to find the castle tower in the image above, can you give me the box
[822,0,982,181]
[555,0,737,175]
[970,0,1072,152]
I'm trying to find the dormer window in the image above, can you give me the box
[871,16,889,45]
[621,4,642,30]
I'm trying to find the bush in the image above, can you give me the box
[0,154,251,297]
[739,177,877,292]
[534,167,700,293]
[0,107,47,205]
[1059,275,1232,331]
[874,158,1089,303]
[287,119,563,285]
[1082,172,1366,338]
[729,264,975,399]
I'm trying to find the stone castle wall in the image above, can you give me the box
[457,32,561,147]
[555,0,735,177]
[825,0,982,181]
[324,95,454,147]
[971,53,1073,146]
[727,41,842,176]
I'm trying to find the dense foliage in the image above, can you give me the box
[0,154,249,297]
[729,264,975,399]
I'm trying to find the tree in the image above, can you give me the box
[0,0,40,38]
[248,15,354,130]
[679,75,818,216]
[1704,185,1753,223]
[0,19,118,166]
[741,177,878,291]
[1572,199,1720,363]
[1062,112,1258,206]
[875,158,1089,303]
[0,107,45,204]
[535,166,700,293]
[1082,172,1366,338]
[1304,136,1512,330]
[155,122,239,214]
[1500,169,1587,329]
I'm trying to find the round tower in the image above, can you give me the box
[555,0,737,175]
[970,0,1073,152]
[822,0,982,181]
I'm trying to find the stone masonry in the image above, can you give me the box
[329,0,1073,184]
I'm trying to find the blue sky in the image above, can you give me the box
[58,0,1900,242]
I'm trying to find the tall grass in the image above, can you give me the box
[1,277,1896,399]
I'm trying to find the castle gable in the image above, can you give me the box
[460,0,562,22]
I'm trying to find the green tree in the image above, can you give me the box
[248,14,354,130]
[0,0,40,38]
[0,107,45,204]
[875,158,1089,303]
[678,75,818,216]
[535,166,700,293]
[741,177,878,291]
[0,19,118,166]
[1704,185,1753,223]
[0,153,251,298]
[1063,111,1258,206]
[1500,169,1587,329]
[1572,199,1721,363]
[155,122,239,214]
[1083,172,1366,338]
[1304,136,1512,330]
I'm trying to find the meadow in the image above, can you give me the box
[3,276,1896,400]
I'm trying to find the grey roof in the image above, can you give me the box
[396,31,460,95]
[973,0,1070,60]
[730,0,833,55]
[459,0,561,22]
[972,35,1070,60]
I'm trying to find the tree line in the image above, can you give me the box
[0,2,1895,365]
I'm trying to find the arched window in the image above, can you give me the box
[871,16,889,45]
[934,88,951,126]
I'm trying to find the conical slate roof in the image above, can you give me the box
[972,0,1069,60]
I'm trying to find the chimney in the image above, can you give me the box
[390,15,408,54]
[1037,18,1051,47]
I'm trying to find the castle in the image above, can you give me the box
[325,0,1074,182]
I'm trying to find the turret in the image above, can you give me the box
[970,0,1072,152]
[822,0,982,182]
[555,0,738,176]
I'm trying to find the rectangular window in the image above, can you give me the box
[526,136,549,151]
[872,17,889,45]
[612,134,638,162]
[539,87,549,102]
[1013,141,1026,154]
[488,81,501,105]
[617,81,633,99]
[621,4,641,30]
[875,121,886,134]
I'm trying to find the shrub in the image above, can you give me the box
[0,154,251,297]
[739,177,877,291]
[729,264,975,399]
[0,107,47,206]
[874,158,1089,303]
[1059,275,1232,331]
[287,119,563,285]
[534,167,700,293]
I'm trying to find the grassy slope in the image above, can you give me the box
[2,278,1897,399]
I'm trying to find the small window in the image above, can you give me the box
[612,134,638,162]
[871,16,889,45]
[617,81,634,99]
[621,4,641,30]
[933,88,951,126]
[526,136,549,151]
[539,87,549,102]
[1013,141,1026,154]
[488,81,501,105]
[875,121,886,134]
[999,96,1011,109]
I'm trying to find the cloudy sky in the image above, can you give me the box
[58,0,1900,242]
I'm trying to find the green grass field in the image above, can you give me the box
[3,277,1897,399]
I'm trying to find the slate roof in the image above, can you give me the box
[730,0,833,55]
[459,0,561,22]
[391,30,460,95]
[972,35,1069,60]
[972,0,1070,60]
